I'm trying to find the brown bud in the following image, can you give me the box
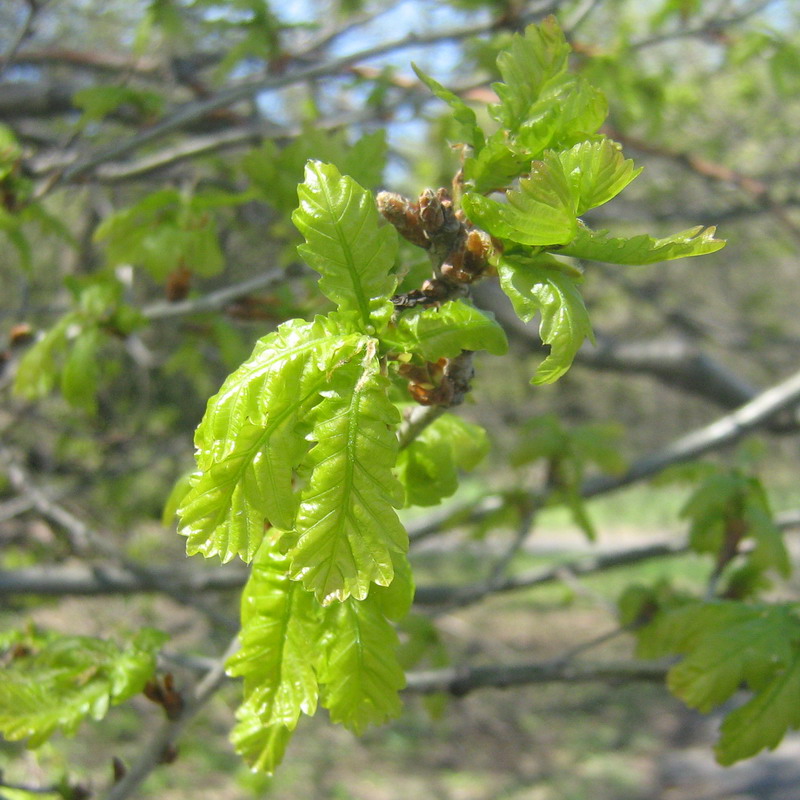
[376,191,429,248]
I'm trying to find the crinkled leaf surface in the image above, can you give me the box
[227,543,322,773]
[0,628,166,748]
[635,601,800,764]
[380,300,508,361]
[462,154,577,247]
[396,413,489,507]
[490,17,571,131]
[558,139,642,215]
[289,363,407,604]
[318,592,406,734]
[559,222,725,264]
[498,255,594,384]
[293,161,398,326]
[179,315,365,563]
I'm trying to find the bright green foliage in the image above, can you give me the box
[243,129,387,214]
[318,591,406,734]
[226,544,322,773]
[0,124,22,180]
[635,601,800,764]
[557,140,642,216]
[0,627,166,747]
[489,15,571,132]
[293,161,398,326]
[412,64,484,151]
[511,413,625,539]
[289,362,407,604]
[179,315,366,562]
[226,539,409,772]
[497,255,594,384]
[13,277,144,412]
[559,223,725,264]
[73,85,165,124]
[379,300,508,361]
[680,468,790,583]
[463,154,577,246]
[94,188,242,280]
[395,413,489,507]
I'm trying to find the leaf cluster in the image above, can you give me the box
[0,627,166,747]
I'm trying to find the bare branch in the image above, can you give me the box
[0,0,44,80]
[56,6,559,184]
[404,658,669,696]
[141,267,293,321]
[0,445,238,630]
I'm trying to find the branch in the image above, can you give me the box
[404,658,669,696]
[55,4,559,184]
[0,0,43,80]
[414,540,686,606]
[141,267,293,321]
[102,637,237,800]
[473,282,763,415]
[0,445,238,630]
[584,365,800,496]
[407,369,800,541]
[0,562,248,597]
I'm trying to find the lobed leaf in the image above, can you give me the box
[289,362,407,604]
[558,139,642,215]
[0,628,166,748]
[179,315,365,562]
[498,255,594,384]
[491,17,571,131]
[318,592,406,734]
[395,413,489,507]
[227,543,322,773]
[559,222,725,264]
[244,129,387,214]
[462,153,577,247]
[636,601,800,764]
[380,300,508,361]
[293,161,398,326]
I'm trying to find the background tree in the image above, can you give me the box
[2,1,800,798]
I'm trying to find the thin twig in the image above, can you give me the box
[142,267,293,320]
[403,658,669,696]
[0,0,43,80]
[396,404,447,450]
[102,637,237,800]
[0,445,238,631]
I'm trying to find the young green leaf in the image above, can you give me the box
[293,161,398,326]
[716,650,800,765]
[318,591,406,734]
[559,222,725,264]
[60,326,101,414]
[412,63,484,151]
[243,129,387,214]
[490,17,571,131]
[179,316,365,562]
[636,601,800,764]
[462,154,577,247]
[462,131,529,194]
[226,544,322,773]
[395,413,489,507]
[557,139,642,215]
[0,628,166,748]
[289,362,407,604]
[379,300,508,361]
[498,255,594,384]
